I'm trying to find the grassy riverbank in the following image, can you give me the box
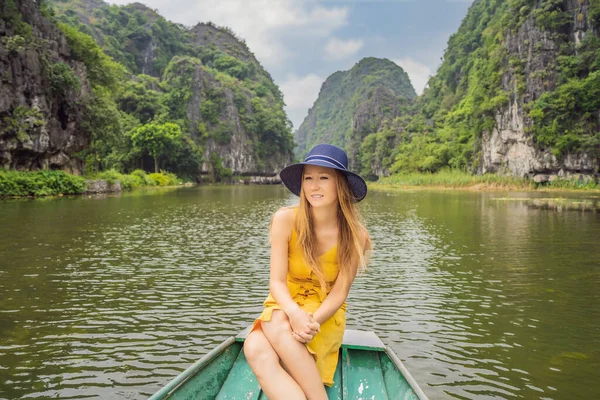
[0,169,184,197]
[374,170,599,192]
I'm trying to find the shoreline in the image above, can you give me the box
[373,170,599,193]
[3,168,600,199]
[370,182,600,193]
[0,183,191,200]
[4,180,600,200]
[0,169,189,199]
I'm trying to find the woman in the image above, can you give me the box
[244,144,371,400]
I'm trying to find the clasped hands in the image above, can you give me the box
[289,308,320,344]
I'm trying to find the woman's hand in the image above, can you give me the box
[288,309,320,343]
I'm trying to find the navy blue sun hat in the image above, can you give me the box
[279,144,368,202]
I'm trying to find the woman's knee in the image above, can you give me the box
[244,331,277,366]
[263,310,292,340]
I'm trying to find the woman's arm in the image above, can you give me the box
[268,208,299,315]
[269,208,318,335]
[312,267,356,325]
[312,231,369,325]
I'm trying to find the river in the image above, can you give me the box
[0,185,598,399]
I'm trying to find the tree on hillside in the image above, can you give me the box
[131,122,183,172]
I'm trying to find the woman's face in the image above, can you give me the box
[302,164,338,208]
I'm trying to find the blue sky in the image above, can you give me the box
[106,0,474,129]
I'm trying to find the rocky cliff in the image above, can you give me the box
[302,0,599,181]
[50,0,293,176]
[0,0,92,171]
[1,0,293,177]
[479,0,599,180]
[164,55,291,175]
[294,57,416,169]
[188,22,293,175]
[409,0,599,180]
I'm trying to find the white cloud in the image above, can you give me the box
[324,37,364,60]
[106,0,349,69]
[392,57,432,95]
[279,73,324,129]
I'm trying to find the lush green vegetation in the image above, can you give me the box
[130,122,183,173]
[3,0,293,184]
[159,53,293,165]
[391,0,513,173]
[52,0,195,76]
[379,0,600,174]
[0,170,86,197]
[89,169,181,190]
[0,169,183,197]
[49,0,293,178]
[350,0,599,178]
[6,0,598,188]
[378,169,532,189]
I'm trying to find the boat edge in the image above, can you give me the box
[148,336,237,400]
[385,346,430,400]
[148,330,430,400]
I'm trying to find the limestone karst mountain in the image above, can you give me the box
[1,0,293,178]
[297,0,599,181]
[294,57,416,177]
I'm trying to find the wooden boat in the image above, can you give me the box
[149,328,429,399]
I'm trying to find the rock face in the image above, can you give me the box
[0,0,92,171]
[295,58,415,168]
[480,0,598,178]
[190,23,253,64]
[182,62,290,175]
[188,23,292,175]
[481,104,596,177]
[159,53,291,177]
[84,179,121,193]
[187,64,257,174]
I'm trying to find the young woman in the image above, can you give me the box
[244,144,371,400]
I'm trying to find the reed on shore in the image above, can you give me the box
[374,170,599,192]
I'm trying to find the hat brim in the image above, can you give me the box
[279,161,367,202]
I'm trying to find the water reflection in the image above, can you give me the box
[0,186,599,399]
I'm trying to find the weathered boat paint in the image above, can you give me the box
[149,329,429,400]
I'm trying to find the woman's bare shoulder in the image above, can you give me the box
[271,206,296,238]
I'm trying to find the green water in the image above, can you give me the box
[0,186,598,399]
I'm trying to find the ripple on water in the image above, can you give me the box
[1,187,599,399]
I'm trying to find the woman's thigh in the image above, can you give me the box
[261,310,326,398]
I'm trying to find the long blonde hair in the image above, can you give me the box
[294,169,371,292]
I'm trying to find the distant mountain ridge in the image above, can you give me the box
[294,57,416,173]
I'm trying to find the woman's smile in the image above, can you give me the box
[302,164,338,207]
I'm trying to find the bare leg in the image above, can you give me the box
[261,310,328,400]
[244,326,306,400]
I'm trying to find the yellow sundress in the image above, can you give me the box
[250,227,346,387]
